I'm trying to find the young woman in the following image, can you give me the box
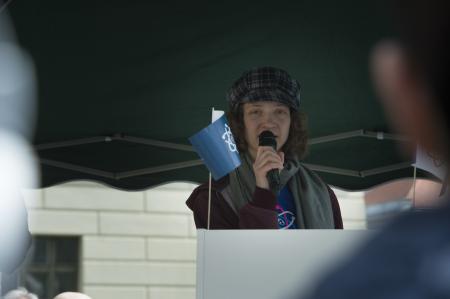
[187,66,343,229]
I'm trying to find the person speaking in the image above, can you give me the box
[187,66,343,229]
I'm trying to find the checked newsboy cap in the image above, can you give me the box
[227,66,301,112]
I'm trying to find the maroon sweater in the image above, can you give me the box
[186,176,343,229]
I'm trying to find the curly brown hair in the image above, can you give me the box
[226,105,308,159]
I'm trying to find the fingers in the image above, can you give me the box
[279,151,285,165]
[256,156,283,172]
[253,147,284,190]
[254,147,284,172]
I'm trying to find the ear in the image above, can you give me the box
[371,41,438,157]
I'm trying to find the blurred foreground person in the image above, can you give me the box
[53,292,91,299]
[3,287,38,299]
[0,2,37,292]
[303,1,450,298]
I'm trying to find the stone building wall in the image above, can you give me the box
[22,181,366,299]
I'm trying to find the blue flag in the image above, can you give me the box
[189,115,241,180]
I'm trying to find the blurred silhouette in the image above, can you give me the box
[302,0,450,298]
[0,1,37,293]
[53,292,92,299]
[3,287,38,299]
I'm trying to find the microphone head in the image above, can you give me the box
[258,130,277,149]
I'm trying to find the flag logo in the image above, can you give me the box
[222,124,238,153]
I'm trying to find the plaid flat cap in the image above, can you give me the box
[227,66,301,112]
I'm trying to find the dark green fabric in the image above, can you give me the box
[7,0,419,190]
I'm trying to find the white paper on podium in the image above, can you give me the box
[196,229,370,299]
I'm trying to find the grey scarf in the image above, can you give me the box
[224,153,334,228]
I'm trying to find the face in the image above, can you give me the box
[242,101,291,159]
[371,42,440,157]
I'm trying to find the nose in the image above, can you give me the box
[262,111,276,125]
[260,114,277,131]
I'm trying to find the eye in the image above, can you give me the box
[275,108,289,115]
[248,109,261,115]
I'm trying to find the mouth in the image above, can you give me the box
[258,131,278,138]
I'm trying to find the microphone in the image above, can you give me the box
[258,130,281,193]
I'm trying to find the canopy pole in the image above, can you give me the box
[116,159,203,179]
[36,135,195,152]
[360,162,412,177]
[40,158,115,179]
[303,162,412,178]
[308,129,408,145]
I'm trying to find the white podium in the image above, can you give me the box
[196,229,370,299]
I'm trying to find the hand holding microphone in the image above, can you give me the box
[254,130,283,193]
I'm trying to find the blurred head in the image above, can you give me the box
[371,0,450,168]
[227,66,308,159]
[4,287,38,299]
[53,292,91,299]
[0,1,37,275]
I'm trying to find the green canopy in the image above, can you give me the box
[8,0,418,191]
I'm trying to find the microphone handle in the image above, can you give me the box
[267,169,280,193]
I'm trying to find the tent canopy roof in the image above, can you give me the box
[8,0,419,191]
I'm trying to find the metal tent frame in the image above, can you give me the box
[37,129,411,181]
